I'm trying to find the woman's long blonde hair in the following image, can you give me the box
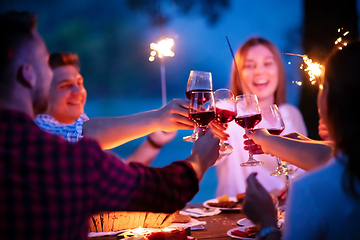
[230,37,286,105]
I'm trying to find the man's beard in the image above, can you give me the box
[32,85,49,115]
[33,97,48,115]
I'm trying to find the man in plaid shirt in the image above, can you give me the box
[0,11,220,240]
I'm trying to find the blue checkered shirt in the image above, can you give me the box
[34,113,89,142]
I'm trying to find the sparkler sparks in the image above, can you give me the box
[148,38,175,106]
[282,52,323,86]
[149,38,175,61]
[335,28,349,50]
[292,81,302,86]
[302,55,323,85]
[284,28,349,88]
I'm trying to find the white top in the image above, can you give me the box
[284,155,360,239]
[215,103,307,196]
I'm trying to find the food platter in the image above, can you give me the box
[203,197,242,210]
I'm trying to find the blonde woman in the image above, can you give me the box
[216,37,307,198]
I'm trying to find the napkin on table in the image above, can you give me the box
[168,218,207,230]
[180,208,221,218]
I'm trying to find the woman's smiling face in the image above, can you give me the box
[240,44,279,103]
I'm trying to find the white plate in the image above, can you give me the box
[203,197,241,210]
[237,218,255,227]
[238,217,285,229]
[227,226,256,239]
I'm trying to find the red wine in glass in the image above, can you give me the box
[215,108,235,123]
[184,71,213,142]
[259,104,290,176]
[267,128,284,136]
[189,111,216,129]
[235,94,263,166]
[186,89,212,100]
[235,113,262,129]
[214,88,236,156]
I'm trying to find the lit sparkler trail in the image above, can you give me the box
[284,28,349,88]
[149,38,175,106]
[149,38,175,61]
[282,52,323,86]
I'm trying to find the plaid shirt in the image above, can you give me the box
[0,109,199,240]
[34,113,89,142]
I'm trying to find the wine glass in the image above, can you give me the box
[235,94,263,166]
[257,104,289,176]
[183,70,213,142]
[189,91,215,139]
[214,88,236,156]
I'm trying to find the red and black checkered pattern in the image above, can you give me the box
[0,109,199,240]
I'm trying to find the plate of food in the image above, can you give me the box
[227,226,258,239]
[237,218,255,227]
[203,193,245,210]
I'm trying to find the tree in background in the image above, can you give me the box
[126,0,230,27]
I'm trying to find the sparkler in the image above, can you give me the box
[284,28,349,87]
[149,38,175,106]
[335,28,349,50]
[226,36,242,89]
[282,52,324,86]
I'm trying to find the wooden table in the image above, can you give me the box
[90,203,246,240]
[186,203,245,239]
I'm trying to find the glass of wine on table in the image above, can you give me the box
[184,70,213,142]
[188,91,215,140]
[258,104,289,176]
[214,88,236,156]
[235,94,263,166]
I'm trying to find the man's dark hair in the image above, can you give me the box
[0,11,37,90]
[49,52,80,71]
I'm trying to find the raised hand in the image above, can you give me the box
[243,173,278,229]
[156,99,194,132]
[186,128,220,181]
[208,121,229,141]
[149,130,177,147]
[243,128,271,155]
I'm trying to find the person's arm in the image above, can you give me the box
[90,128,220,213]
[244,129,333,171]
[242,173,281,240]
[83,99,193,150]
[184,128,220,181]
[125,131,176,165]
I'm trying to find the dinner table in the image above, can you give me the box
[90,202,253,240]
[182,202,247,239]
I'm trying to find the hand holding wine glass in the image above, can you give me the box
[214,88,236,155]
[235,94,263,166]
[183,70,213,142]
[257,104,288,176]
